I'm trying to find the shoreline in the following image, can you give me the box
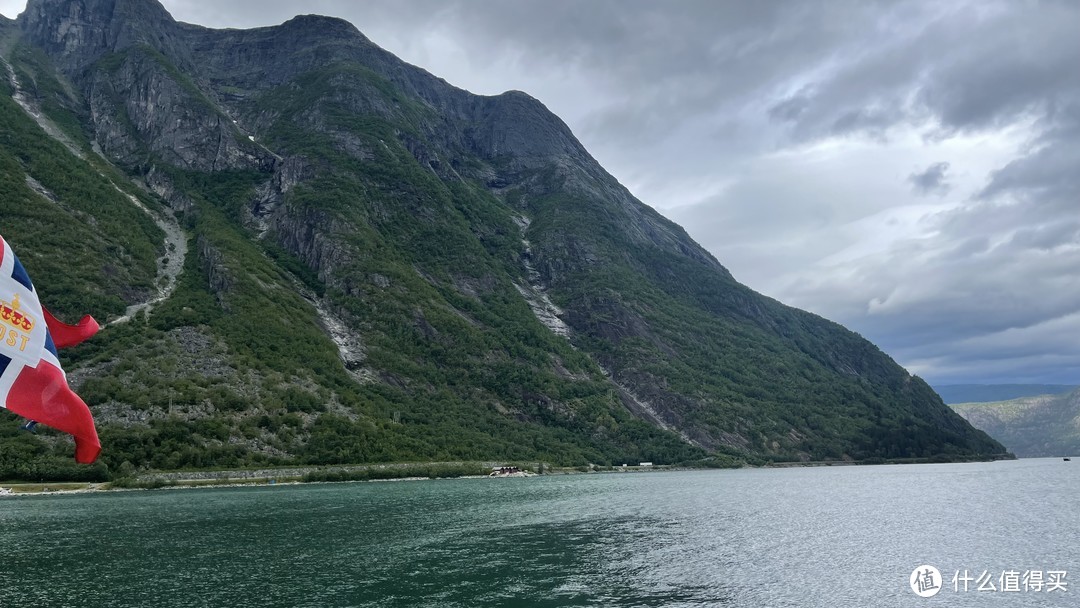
[0,454,1018,497]
[0,473,540,497]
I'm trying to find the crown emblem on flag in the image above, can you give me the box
[1,293,34,332]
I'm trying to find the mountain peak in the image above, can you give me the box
[278,13,365,38]
[470,89,591,163]
[19,0,183,70]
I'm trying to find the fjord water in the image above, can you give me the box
[2,460,1075,607]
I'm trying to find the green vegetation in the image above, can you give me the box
[522,184,1003,462]
[301,462,489,482]
[7,42,88,148]
[0,79,162,319]
[0,424,109,482]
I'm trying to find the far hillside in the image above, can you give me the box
[934,384,1079,405]
[949,388,1080,457]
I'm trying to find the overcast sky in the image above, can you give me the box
[3,1,1077,386]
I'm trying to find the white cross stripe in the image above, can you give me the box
[0,236,47,369]
[0,237,13,280]
[0,356,26,410]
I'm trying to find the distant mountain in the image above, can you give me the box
[0,0,1006,480]
[950,389,1080,457]
[935,384,1079,405]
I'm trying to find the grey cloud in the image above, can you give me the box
[767,91,812,123]
[365,0,906,156]
[898,308,1080,385]
[906,351,1080,385]
[908,161,951,196]
[937,234,987,260]
[979,118,1080,206]
[783,198,1080,383]
[916,6,1080,135]
[766,2,1080,144]
[829,105,899,139]
[817,89,1080,384]
[761,3,947,140]
[1007,222,1080,252]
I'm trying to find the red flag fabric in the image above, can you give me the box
[43,307,100,349]
[0,234,101,463]
[4,356,101,463]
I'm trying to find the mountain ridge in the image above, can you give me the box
[0,0,1006,479]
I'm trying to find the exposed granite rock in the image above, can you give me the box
[143,164,193,213]
[196,235,230,308]
[269,207,356,286]
[86,48,274,171]
[246,156,314,236]
[18,0,188,72]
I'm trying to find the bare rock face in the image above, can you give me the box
[21,0,275,173]
[86,52,261,171]
[144,165,193,213]
[18,0,189,72]
[178,14,376,92]
[196,235,231,308]
[465,91,591,166]
[270,208,356,286]
[245,156,312,235]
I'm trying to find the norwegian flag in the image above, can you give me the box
[0,234,101,463]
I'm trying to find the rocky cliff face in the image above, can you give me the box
[18,0,272,172]
[19,0,189,71]
[0,0,1007,474]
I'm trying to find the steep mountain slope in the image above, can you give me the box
[950,389,1080,457]
[0,0,1006,479]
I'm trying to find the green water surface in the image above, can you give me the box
[2,460,1076,607]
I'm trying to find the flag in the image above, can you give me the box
[0,234,101,463]
[43,307,100,349]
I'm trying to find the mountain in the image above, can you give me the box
[934,384,1079,405]
[950,389,1080,457]
[0,0,1007,480]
